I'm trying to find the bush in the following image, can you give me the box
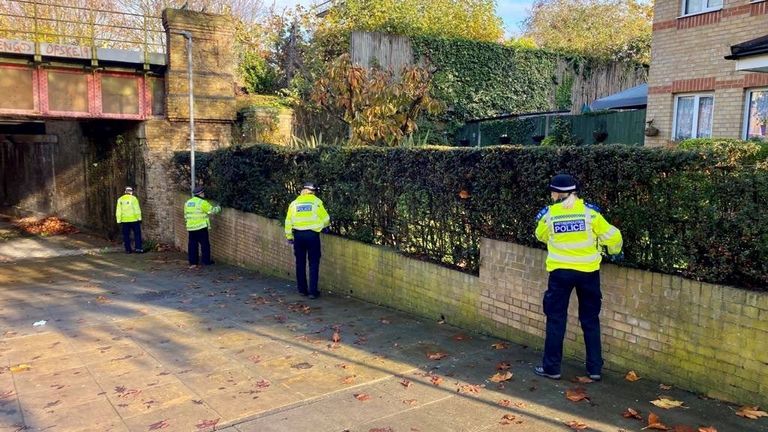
[172,144,768,290]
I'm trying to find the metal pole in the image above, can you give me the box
[174,31,195,194]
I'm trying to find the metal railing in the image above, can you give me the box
[0,0,165,54]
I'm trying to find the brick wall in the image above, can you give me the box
[645,0,768,145]
[174,196,768,406]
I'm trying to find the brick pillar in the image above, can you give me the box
[140,8,236,243]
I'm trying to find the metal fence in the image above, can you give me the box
[458,109,647,146]
[0,0,165,54]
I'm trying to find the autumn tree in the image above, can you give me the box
[310,54,442,146]
[523,0,653,63]
[314,0,505,58]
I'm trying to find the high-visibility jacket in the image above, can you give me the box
[184,196,221,231]
[284,194,330,240]
[116,194,141,223]
[535,198,622,272]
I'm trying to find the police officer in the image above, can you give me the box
[284,182,330,299]
[184,186,221,267]
[115,186,143,253]
[533,174,623,381]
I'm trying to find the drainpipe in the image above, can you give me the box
[172,30,195,194]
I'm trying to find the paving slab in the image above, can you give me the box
[0,237,765,431]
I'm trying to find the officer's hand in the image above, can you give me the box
[287,239,294,245]
[609,252,624,263]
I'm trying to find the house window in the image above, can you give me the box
[682,0,723,15]
[673,94,714,140]
[744,89,768,141]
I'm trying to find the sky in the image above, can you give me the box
[269,0,532,37]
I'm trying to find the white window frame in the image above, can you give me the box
[671,93,715,141]
[743,87,768,140]
[680,0,723,17]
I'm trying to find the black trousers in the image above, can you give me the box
[121,221,142,252]
[188,228,212,265]
[293,230,321,296]
[542,269,603,376]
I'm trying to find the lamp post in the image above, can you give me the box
[172,30,195,194]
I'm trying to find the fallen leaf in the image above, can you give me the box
[659,384,673,391]
[291,362,313,370]
[368,428,393,432]
[566,387,590,402]
[148,419,170,430]
[354,393,371,401]
[573,376,594,384]
[643,412,670,431]
[489,371,513,383]
[650,397,686,409]
[248,354,262,364]
[96,295,111,303]
[342,376,356,384]
[255,379,271,390]
[400,379,412,388]
[491,342,509,350]
[735,406,768,419]
[403,399,417,406]
[430,375,444,386]
[426,352,448,360]
[625,370,641,382]
[496,361,511,371]
[622,408,642,420]
[195,418,220,430]
[9,364,31,373]
[566,420,588,430]
[698,427,717,432]
[457,384,481,394]
[379,318,391,324]
[332,331,341,343]
[500,414,516,425]
[44,400,61,409]
[451,333,469,341]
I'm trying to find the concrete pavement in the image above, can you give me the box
[0,230,764,431]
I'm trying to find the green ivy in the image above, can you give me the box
[172,144,768,290]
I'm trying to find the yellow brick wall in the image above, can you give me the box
[174,196,768,406]
[646,0,768,145]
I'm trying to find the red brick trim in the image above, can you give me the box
[677,10,722,29]
[715,78,744,89]
[745,73,768,87]
[723,4,751,17]
[672,77,716,92]
[753,0,768,16]
[649,85,673,94]
[652,20,677,31]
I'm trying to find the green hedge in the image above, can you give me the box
[172,144,768,290]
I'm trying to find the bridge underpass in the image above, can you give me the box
[0,2,237,242]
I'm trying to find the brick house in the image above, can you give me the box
[645,0,768,145]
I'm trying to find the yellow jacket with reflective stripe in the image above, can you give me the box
[116,194,141,223]
[284,194,330,240]
[184,197,221,231]
[535,198,623,272]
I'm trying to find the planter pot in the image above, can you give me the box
[644,126,659,137]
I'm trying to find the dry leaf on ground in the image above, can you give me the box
[400,379,412,388]
[625,370,641,382]
[491,342,509,350]
[148,419,170,430]
[489,371,513,383]
[332,331,341,343]
[457,384,481,394]
[650,397,686,409]
[573,376,594,384]
[451,333,469,341]
[342,376,356,384]
[566,420,588,430]
[195,419,220,430]
[369,428,393,432]
[500,414,517,425]
[426,352,448,360]
[9,364,31,373]
[698,427,717,432]
[566,387,590,402]
[735,406,768,419]
[659,384,673,390]
[496,361,511,371]
[430,375,444,386]
[622,408,642,420]
[354,393,371,401]
[642,412,670,431]
[403,399,417,406]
